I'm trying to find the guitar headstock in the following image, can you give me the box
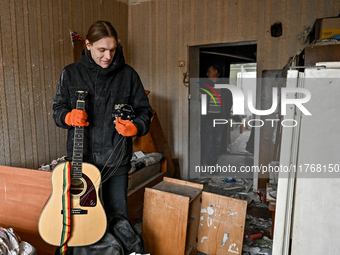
[75,91,88,101]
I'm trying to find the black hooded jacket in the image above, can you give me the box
[52,48,153,175]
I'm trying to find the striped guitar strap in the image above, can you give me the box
[60,161,72,255]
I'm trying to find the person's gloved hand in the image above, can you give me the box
[65,109,89,127]
[115,117,137,137]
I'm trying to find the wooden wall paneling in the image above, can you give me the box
[0,2,11,166]
[148,2,155,103]
[0,25,9,166]
[155,0,163,113]
[237,0,249,42]
[267,1,278,72]
[200,0,208,43]
[62,0,73,64]
[188,0,196,46]
[39,0,54,164]
[98,0,105,21]
[112,1,119,42]
[52,0,67,160]
[29,0,47,166]
[126,2,133,65]
[250,0,259,40]
[166,0,178,157]
[152,0,162,113]
[284,0,295,66]
[254,0,265,76]
[119,2,129,51]
[193,0,205,44]
[143,1,154,106]
[1,0,21,167]
[46,0,58,160]
[226,0,238,43]
[81,1,87,35]
[22,0,39,168]
[17,0,35,169]
[10,0,26,167]
[215,0,224,43]
[208,0,222,43]
[316,0,326,17]
[88,0,95,24]
[0,62,6,165]
[138,2,150,90]
[128,5,138,68]
[286,0,303,63]
[321,0,337,17]
[154,0,167,134]
[103,0,108,22]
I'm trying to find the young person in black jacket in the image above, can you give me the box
[53,20,153,219]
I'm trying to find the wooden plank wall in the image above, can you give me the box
[126,0,340,176]
[0,0,128,169]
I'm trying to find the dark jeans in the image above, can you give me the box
[201,117,225,166]
[101,173,128,218]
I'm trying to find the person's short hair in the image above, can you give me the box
[86,20,118,47]
[211,65,221,77]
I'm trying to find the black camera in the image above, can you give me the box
[113,104,135,121]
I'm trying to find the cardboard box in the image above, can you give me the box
[321,17,340,39]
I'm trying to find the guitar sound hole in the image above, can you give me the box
[70,178,85,195]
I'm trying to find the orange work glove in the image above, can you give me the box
[115,117,137,137]
[65,109,89,127]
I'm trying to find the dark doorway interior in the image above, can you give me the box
[199,43,257,78]
[198,43,257,178]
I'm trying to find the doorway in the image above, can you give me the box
[188,41,257,181]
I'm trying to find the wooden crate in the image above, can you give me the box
[142,177,248,255]
[143,177,203,255]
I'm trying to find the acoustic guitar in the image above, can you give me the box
[39,91,107,246]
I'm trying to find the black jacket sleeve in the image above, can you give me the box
[52,68,72,129]
[129,71,153,137]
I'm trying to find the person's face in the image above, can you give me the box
[86,37,117,68]
[206,66,218,80]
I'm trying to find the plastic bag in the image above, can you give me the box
[0,227,36,255]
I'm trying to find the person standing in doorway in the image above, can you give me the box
[201,65,232,166]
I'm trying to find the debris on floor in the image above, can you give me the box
[193,177,273,255]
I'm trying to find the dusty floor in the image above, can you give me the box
[195,129,273,255]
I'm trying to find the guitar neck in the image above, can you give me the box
[72,94,86,179]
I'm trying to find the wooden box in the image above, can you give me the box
[142,177,247,255]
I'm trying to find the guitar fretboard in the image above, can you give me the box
[72,96,86,179]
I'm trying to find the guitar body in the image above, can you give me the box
[38,162,107,247]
